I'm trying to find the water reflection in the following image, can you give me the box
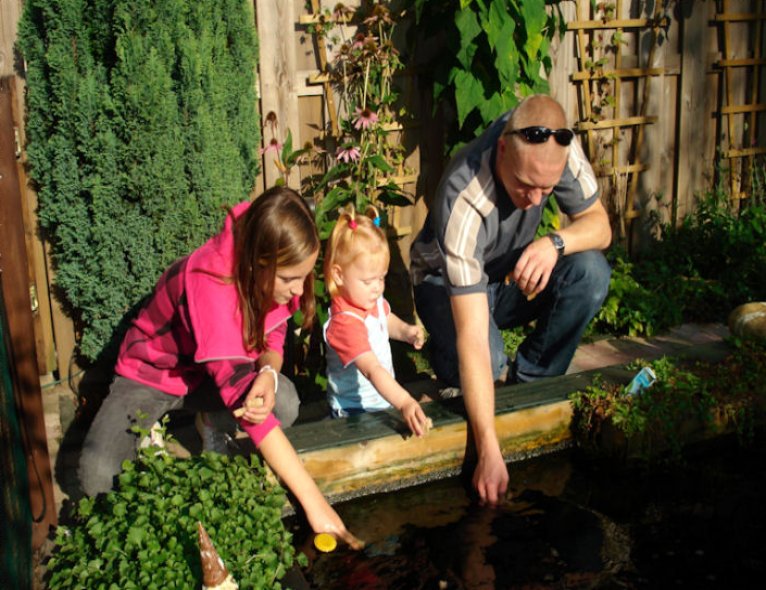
[291,434,766,589]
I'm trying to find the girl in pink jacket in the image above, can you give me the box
[79,187,360,547]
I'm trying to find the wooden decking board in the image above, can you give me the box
[283,341,732,502]
[286,364,637,454]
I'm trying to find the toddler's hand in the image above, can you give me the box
[400,399,429,437]
[407,324,425,350]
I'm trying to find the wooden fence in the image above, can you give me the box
[2,0,765,386]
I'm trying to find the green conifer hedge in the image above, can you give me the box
[19,0,260,362]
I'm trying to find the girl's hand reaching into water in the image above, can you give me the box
[306,500,365,550]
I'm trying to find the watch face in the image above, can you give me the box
[550,233,565,255]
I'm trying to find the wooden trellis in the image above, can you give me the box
[568,0,676,245]
[713,0,766,204]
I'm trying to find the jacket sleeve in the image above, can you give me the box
[204,357,280,446]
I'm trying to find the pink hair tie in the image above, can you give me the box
[348,219,358,230]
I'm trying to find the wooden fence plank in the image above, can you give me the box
[2,0,61,377]
[255,0,301,189]
[676,0,717,222]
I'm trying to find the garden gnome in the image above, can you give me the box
[198,522,238,590]
[728,302,766,343]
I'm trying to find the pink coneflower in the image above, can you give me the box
[335,144,360,163]
[260,137,281,156]
[333,3,353,22]
[352,33,366,50]
[363,4,393,27]
[353,107,378,130]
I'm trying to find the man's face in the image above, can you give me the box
[496,137,567,211]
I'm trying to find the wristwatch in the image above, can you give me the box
[548,232,565,258]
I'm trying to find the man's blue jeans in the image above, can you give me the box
[413,250,611,386]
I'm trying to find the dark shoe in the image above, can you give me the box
[436,386,462,400]
[195,412,235,455]
[505,359,521,385]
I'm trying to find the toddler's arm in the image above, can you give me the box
[355,351,429,437]
[387,312,425,349]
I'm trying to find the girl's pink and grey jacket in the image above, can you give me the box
[115,201,298,446]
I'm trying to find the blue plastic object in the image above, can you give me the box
[626,367,657,395]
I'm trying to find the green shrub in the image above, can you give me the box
[587,246,680,339]
[643,188,766,321]
[18,0,260,362]
[47,432,303,589]
[569,342,766,461]
[409,0,563,150]
[590,183,766,339]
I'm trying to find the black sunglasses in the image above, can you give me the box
[505,126,575,146]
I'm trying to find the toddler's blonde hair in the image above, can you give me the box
[324,204,389,299]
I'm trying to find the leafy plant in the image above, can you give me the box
[569,341,766,462]
[410,0,564,149]
[501,326,527,358]
[264,1,413,240]
[643,186,766,320]
[589,176,766,339]
[586,246,674,339]
[47,421,303,589]
[18,0,260,363]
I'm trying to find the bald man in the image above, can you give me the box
[410,95,612,504]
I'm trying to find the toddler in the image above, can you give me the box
[323,205,430,436]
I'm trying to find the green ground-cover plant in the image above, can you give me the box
[47,420,303,589]
[19,0,260,363]
[569,341,766,462]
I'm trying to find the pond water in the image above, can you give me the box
[288,432,766,589]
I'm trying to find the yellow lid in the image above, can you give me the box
[314,533,337,553]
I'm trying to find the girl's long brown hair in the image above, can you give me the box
[233,186,319,351]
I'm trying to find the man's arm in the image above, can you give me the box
[451,292,509,504]
[514,198,611,297]
[557,197,612,253]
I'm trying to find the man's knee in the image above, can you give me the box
[563,250,611,309]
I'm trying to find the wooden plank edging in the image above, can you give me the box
[282,341,732,504]
[285,371,608,503]
[293,400,574,502]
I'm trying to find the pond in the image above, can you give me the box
[287,432,766,589]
